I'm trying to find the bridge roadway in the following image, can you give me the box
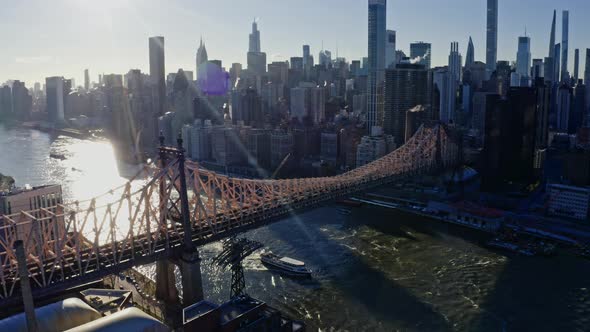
[0,124,456,308]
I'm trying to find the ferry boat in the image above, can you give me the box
[261,252,312,277]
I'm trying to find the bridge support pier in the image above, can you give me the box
[155,260,179,304]
[179,249,204,305]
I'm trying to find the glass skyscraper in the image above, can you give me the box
[486,0,498,78]
[367,0,387,132]
[410,42,432,70]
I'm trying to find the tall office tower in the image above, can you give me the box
[516,36,531,86]
[0,85,13,119]
[574,49,580,81]
[385,30,396,68]
[33,82,41,97]
[383,63,429,144]
[557,84,572,132]
[45,77,65,124]
[486,0,498,78]
[571,80,586,133]
[554,43,561,84]
[532,59,544,80]
[303,44,312,77]
[310,86,326,125]
[585,49,590,122]
[196,37,208,80]
[247,21,267,76]
[465,37,475,67]
[561,10,569,82]
[230,63,242,85]
[149,36,166,116]
[410,42,432,69]
[533,78,550,150]
[545,10,557,83]
[449,42,462,81]
[445,42,462,123]
[290,57,304,71]
[318,49,332,68]
[84,69,90,91]
[366,0,387,132]
[249,20,261,53]
[11,81,32,121]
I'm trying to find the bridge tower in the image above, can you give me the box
[155,133,204,308]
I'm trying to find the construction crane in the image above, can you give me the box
[212,237,263,299]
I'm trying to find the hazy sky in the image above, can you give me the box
[1,0,588,87]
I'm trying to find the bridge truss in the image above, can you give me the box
[0,123,457,307]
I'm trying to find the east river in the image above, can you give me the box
[1,125,589,331]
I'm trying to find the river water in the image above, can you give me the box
[1,125,589,332]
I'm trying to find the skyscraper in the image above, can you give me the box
[545,10,557,83]
[486,0,498,78]
[247,21,267,76]
[410,42,431,69]
[445,42,461,123]
[46,77,65,124]
[561,10,569,82]
[449,42,462,82]
[548,10,556,58]
[303,44,312,78]
[384,63,430,144]
[318,49,332,68]
[385,30,396,69]
[554,43,562,85]
[585,49,590,118]
[196,37,208,80]
[532,59,544,80]
[249,20,261,53]
[465,37,475,67]
[366,0,387,132]
[84,69,90,91]
[574,49,580,81]
[516,36,531,86]
[149,36,166,116]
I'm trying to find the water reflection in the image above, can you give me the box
[0,125,144,202]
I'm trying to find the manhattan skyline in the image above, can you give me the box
[1,0,589,86]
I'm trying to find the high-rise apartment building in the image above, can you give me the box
[545,10,557,83]
[561,10,569,82]
[574,49,580,81]
[366,0,387,132]
[486,0,498,78]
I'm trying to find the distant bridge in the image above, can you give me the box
[0,123,458,308]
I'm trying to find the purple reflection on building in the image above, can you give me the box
[197,62,230,96]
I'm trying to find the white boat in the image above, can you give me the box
[261,252,312,277]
